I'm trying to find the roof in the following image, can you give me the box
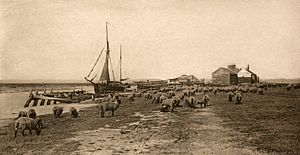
[229,67,241,74]
[212,67,236,74]
[169,75,199,81]
[245,69,257,75]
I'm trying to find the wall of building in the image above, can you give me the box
[230,74,238,85]
[238,77,252,84]
[212,68,231,85]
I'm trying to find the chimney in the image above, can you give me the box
[228,64,236,70]
[247,64,250,70]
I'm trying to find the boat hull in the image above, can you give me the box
[93,82,125,94]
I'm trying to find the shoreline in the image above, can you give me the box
[0,102,98,128]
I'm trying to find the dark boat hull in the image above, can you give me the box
[93,82,125,94]
[137,83,168,90]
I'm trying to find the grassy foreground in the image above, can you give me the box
[0,88,299,154]
[0,98,158,154]
[212,88,300,154]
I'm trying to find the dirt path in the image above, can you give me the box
[46,106,269,155]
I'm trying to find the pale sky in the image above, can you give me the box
[1,0,300,81]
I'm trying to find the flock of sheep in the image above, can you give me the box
[14,106,78,138]
[13,82,297,138]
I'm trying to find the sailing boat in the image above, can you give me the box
[85,22,125,94]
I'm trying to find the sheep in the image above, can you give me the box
[258,88,263,95]
[135,92,142,97]
[14,117,42,138]
[35,117,44,129]
[203,93,210,106]
[16,111,27,119]
[235,92,243,104]
[144,92,152,100]
[213,88,218,95]
[152,93,163,104]
[28,109,36,119]
[176,93,184,100]
[127,94,135,102]
[53,106,63,118]
[182,90,190,97]
[69,107,78,118]
[196,100,206,108]
[98,99,121,117]
[159,99,175,112]
[172,96,181,107]
[287,84,292,91]
[159,95,168,103]
[184,96,197,108]
[227,91,234,102]
[168,91,176,98]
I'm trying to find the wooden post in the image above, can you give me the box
[32,99,39,106]
[46,100,52,105]
[40,99,45,106]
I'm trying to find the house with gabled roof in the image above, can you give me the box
[238,65,259,84]
[212,64,240,85]
[212,64,259,85]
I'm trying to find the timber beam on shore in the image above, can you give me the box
[24,89,94,107]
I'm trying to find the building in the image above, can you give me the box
[212,65,240,85]
[168,75,200,85]
[237,65,259,84]
[212,64,259,85]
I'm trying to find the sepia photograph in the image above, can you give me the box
[0,0,299,154]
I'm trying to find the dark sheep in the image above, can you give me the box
[98,99,122,117]
[28,109,36,119]
[69,107,78,118]
[53,106,64,118]
[227,91,234,102]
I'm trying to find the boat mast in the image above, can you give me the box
[106,22,110,56]
[120,44,122,82]
[99,22,110,83]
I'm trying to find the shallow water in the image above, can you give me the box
[0,86,95,119]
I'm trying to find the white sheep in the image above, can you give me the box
[98,99,122,117]
[159,99,175,112]
[14,117,42,138]
[235,92,243,104]
[144,92,152,100]
[16,111,27,119]
[159,95,168,103]
[258,88,263,95]
[203,93,210,106]
[172,96,181,107]
[127,94,135,102]
[185,96,197,108]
